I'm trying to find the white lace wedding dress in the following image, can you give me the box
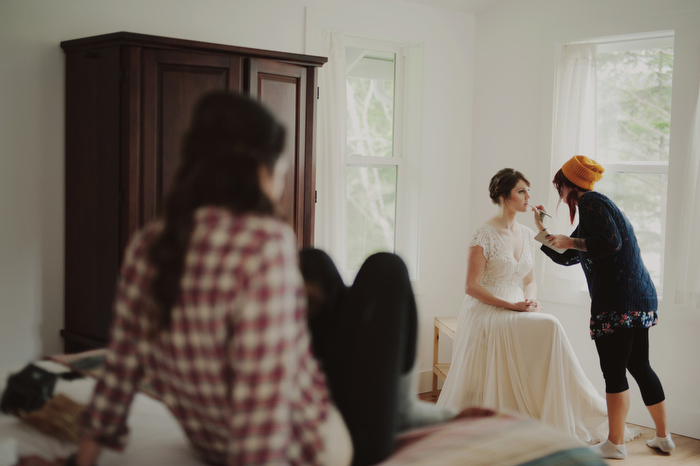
[436,223,608,443]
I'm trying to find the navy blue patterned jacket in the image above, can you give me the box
[541,191,658,338]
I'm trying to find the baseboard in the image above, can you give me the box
[628,397,700,440]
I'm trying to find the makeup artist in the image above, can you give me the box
[533,155,673,460]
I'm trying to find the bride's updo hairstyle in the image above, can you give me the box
[488,168,530,205]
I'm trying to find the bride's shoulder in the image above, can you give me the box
[469,223,495,246]
[472,223,497,238]
[473,223,493,234]
[519,223,536,238]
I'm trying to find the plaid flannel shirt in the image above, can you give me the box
[79,207,330,465]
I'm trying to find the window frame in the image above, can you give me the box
[344,35,422,281]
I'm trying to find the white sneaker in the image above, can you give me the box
[646,434,675,453]
[590,439,627,459]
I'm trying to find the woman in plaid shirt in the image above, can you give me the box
[70,92,352,466]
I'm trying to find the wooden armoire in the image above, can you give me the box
[61,32,326,353]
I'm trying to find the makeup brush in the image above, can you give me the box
[529,205,552,219]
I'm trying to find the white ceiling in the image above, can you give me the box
[403,0,506,14]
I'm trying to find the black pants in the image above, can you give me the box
[299,249,417,466]
[594,327,665,406]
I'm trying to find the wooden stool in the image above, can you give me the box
[432,316,457,397]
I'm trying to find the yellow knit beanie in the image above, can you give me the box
[561,155,604,190]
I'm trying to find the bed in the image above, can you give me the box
[0,357,605,466]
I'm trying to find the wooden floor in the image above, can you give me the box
[418,392,700,465]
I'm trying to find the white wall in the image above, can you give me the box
[0,0,474,391]
[471,0,700,439]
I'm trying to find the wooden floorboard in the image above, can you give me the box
[617,424,700,466]
[418,391,700,465]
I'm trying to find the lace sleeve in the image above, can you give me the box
[468,225,492,260]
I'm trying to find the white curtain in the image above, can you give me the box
[314,29,347,276]
[670,82,700,308]
[545,43,597,289]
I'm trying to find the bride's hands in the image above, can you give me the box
[526,299,541,312]
[511,299,541,312]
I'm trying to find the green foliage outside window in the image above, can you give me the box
[597,47,673,163]
[596,46,673,286]
[346,76,394,157]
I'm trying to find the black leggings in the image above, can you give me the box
[299,249,417,466]
[594,327,665,406]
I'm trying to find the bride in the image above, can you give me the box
[436,168,607,442]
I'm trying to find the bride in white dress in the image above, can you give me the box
[436,168,608,443]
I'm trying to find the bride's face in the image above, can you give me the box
[503,179,531,213]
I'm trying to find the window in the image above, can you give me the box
[344,37,420,279]
[595,34,674,289]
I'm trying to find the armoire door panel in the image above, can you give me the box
[120,46,144,254]
[301,67,319,247]
[248,59,307,247]
[64,46,122,349]
[141,50,243,228]
[260,75,300,232]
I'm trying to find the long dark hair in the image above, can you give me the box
[552,169,590,224]
[488,168,530,205]
[147,91,286,333]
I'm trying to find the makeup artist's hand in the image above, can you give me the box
[532,204,547,231]
[545,234,573,250]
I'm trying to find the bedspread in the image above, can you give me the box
[1,356,604,466]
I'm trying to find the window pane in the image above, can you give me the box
[346,47,395,157]
[597,47,673,163]
[597,172,667,286]
[595,42,673,291]
[346,165,397,272]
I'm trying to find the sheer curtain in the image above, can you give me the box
[669,82,700,308]
[545,43,597,289]
[314,29,347,276]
